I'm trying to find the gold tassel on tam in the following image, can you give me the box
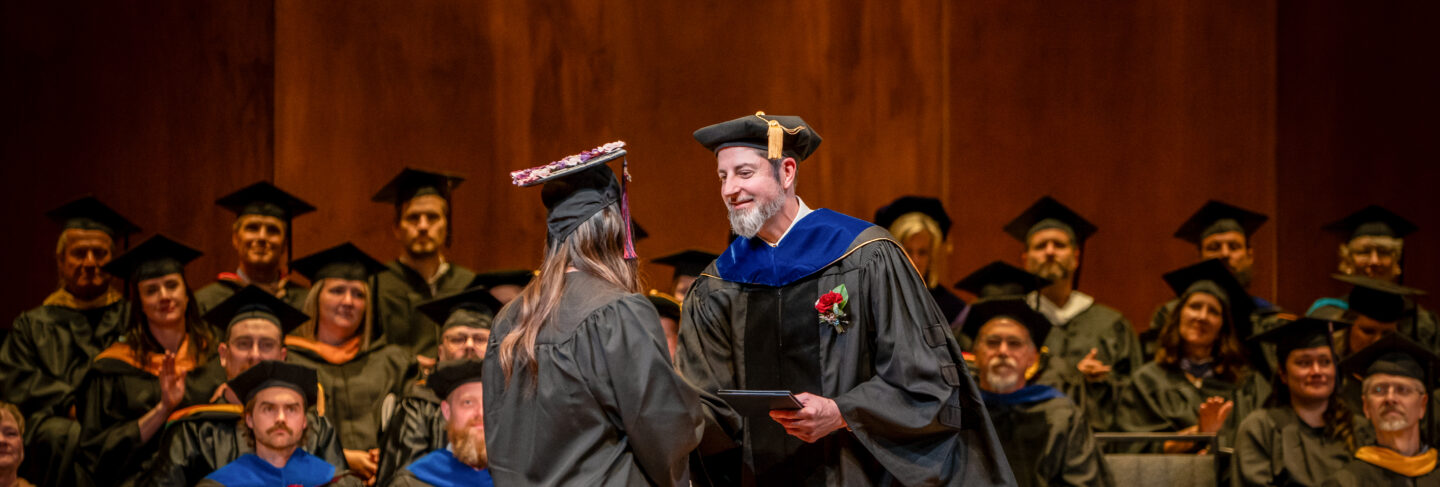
[754,110,806,160]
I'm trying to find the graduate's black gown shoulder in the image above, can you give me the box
[375,379,446,487]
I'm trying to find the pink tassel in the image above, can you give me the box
[621,156,637,260]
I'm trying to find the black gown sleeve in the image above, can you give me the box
[375,388,445,487]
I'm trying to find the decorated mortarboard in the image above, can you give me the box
[874,196,953,239]
[416,286,502,331]
[1162,258,1256,336]
[215,181,316,221]
[427,359,485,400]
[1249,315,1349,362]
[647,290,682,321]
[289,242,386,282]
[1340,333,1438,384]
[470,269,537,289]
[960,297,1053,346]
[693,111,822,161]
[229,360,318,406]
[371,168,466,205]
[1173,200,1269,246]
[511,141,638,259]
[652,250,719,279]
[1334,273,1425,323]
[45,196,141,240]
[101,234,203,282]
[954,260,1050,299]
[1324,205,1418,240]
[1003,196,1098,247]
[202,285,310,337]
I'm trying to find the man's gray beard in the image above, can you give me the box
[1376,410,1411,432]
[728,194,785,239]
[985,357,1022,391]
[1035,262,1070,283]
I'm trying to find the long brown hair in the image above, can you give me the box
[122,275,211,365]
[498,204,639,387]
[1266,351,1357,451]
[1155,290,1249,383]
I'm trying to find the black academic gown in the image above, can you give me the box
[284,336,412,452]
[983,387,1113,487]
[375,380,447,487]
[483,271,703,486]
[137,407,346,487]
[1037,297,1144,433]
[677,212,1014,487]
[194,276,309,320]
[1115,361,1270,454]
[373,260,475,358]
[1322,453,1440,487]
[1232,407,1360,487]
[0,295,127,487]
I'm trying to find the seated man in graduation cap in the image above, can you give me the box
[0,196,139,487]
[1320,205,1438,353]
[198,361,359,487]
[195,182,316,317]
[875,195,966,326]
[388,360,492,487]
[678,111,1013,486]
[371,168,476,360]
[469,269,534,306]
[1004,196,1143,433]
[139,286,345,487]
[1331,274,1427,359]
[1323,335,1440,486]
[963,295,1113,487]
[375,286,500,487]
[652,249,718,303]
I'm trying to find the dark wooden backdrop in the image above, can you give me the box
[3,0,1435,335]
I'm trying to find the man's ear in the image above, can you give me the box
[781,157,798,191]
[217,343,229,368]
[440,400,452,423]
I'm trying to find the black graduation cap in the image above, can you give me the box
[873,196,953,239]
[289,242,386,282]
[1340,333,1438,384]
[648,290,681,321]
[1003,196,1098,247]
[954,260,1050,299]
[202,285,310,338]
[653,250,718,280]
[631,220,650,241]
[1162,258,1256,336]
[959,297,1053,347]
[427,359,485,400]
[1173,200,1269,246]
[1250,316,1349,363]
[470,269,536,289]
[45,196,141,245]
[371,168,466,206]
[693,111,822,161]
[1324,205,1418,240]
[416,286,502,331]
[101,234,203,282]
[215,182,316,221]
[228,360,318,406]
[510,142,634,253]
[1334,274,1425,323]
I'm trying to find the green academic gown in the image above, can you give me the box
[284,336,412,452]
[373,260,475,358]
[1036,296,1145,433]
[375,379,447,487]
[137,407,346,487]
[483,271,703,486]
[193,275,309,321]
[1322,452,1440,487]
[677,212,1014,487]
[1115,361,1270,454]
[1232,407,1360,487]
[983,386,1113,487]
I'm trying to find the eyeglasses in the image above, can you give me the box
[443,334,487,347]
[1368,383,1422,398]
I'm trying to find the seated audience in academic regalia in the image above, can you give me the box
[283,243,413,485]
[1330,274,1427,359]
[1234,314,1370,486]
[389,360,493,487]
[1323,335,1440,486]
[469,269,535,306]
[1117,259,1270,453]
[197,361,360,487]
[647,291,682,360]
[954,260,1086,399]
[1319,205,1438,352]
[962,296,1113,487]
[0,197,139,487]
[651,250,718,304]
[376,286,499,486]
[1,401,37,487]
[1005,196,1144,433]
[194,182,316,319]
[76,235,222,486]
[139,286,345,487]
[874,196,966,326]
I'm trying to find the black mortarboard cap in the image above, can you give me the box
[1335,274,1425,323]
[1250,316,1349,363]
[954,260,1050,299]
[693,111,822,161]
[229,360,318,406]
[1003,196,1098,247]
[470,269,536,289]
[45,196,141,240]
[653,250,719,279]
[1173,200,1269,246]
[289,243,386,282]
[202,285,310,338]
[1162,258,1256,337]
[427,359,485,400]
[874,196,953,239]
[1340,333,1438,383]
[101,234,203,282]
[960,297,1054,346]
[631,220,649,241]
[1323,205,1418,240]
[648,290,681,321]
[371,168,466,205]
[416,286,502,331]
[511,142,632,248]
[215,181,316,221]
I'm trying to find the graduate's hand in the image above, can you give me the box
[159,352,185,412]
[1077,348,1111,382]
[1197,396,1233,433]
[344,449,378,484]
[768,393,848,443]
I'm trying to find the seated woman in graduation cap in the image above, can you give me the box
[874,196,966,326]
[283,243,412,485]
[1117,259,1270,454]
[76,235,220,486]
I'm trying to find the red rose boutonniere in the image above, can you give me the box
[815,284,850,333]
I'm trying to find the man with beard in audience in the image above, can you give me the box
[1324,335,1440,486]
[388,360,492,487]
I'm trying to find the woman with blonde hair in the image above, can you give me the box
[874,196,965,325]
